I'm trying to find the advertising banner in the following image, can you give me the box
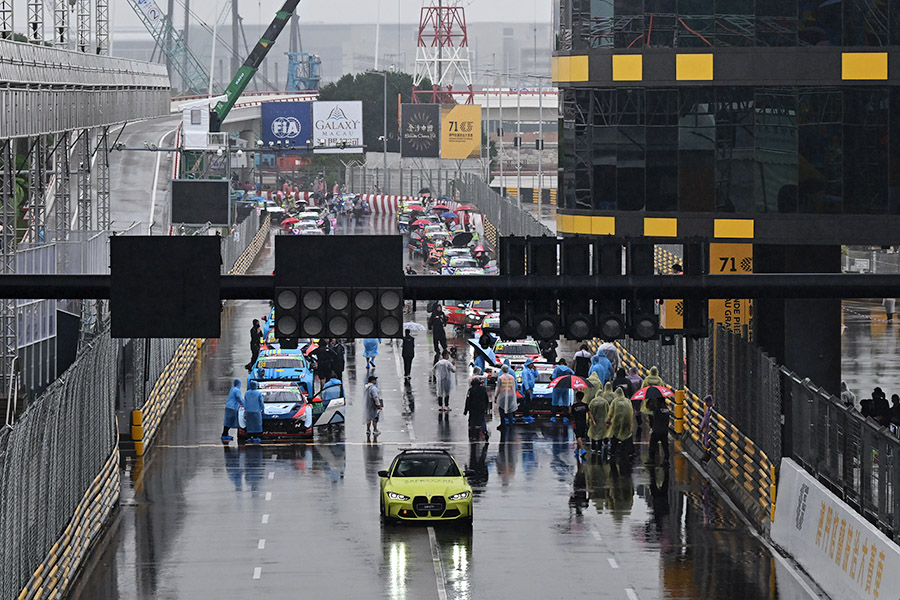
[313,101,364,154]
[401,103,440,158]
[708,243,753,333]
[261,101,313,149]
[440,104,482,159]
[772,458,900,600]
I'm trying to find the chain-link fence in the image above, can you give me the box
[0,331,117,600]
[459,173,551,238]
[345,163,483,198]
[1,210,270,598]
[787,373,900,541]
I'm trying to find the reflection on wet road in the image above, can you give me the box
[69,216,814,600]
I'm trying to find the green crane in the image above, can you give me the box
[210,0,302,132]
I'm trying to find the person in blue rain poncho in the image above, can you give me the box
[363,338,381,368]
[243,380,264,443]
[588,353,613,386]
[320,376,343,407]
[222,378,242,441]
[550,358,575,422]
[519,358,537,421]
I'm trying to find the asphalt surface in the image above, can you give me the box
[69,215,819,600]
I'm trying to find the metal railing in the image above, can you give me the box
[787,373,900,540]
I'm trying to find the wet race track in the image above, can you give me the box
[69,215,820,600]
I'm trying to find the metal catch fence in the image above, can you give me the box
[787,373,900,541]
[0,210,271,598]
[459,173,551,238]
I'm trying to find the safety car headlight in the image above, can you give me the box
[387,492,410,501]
[448,491,470,501]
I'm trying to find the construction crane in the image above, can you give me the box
[285,13,321,91]
[210,0,302,131]
[127,0,212,94]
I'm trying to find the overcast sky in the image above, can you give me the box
[111,0,553,29]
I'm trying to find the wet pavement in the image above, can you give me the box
[69,215,818,600]
[841,300,900,400]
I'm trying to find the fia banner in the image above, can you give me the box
[261,102,312,149]
[440,104,481,160]
[401,103,440,158]
[312,101,364,154]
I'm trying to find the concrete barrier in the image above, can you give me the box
[773,458,900,600]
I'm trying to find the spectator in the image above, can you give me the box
[464,377,490,441]
[572,344,592,378]
[840,381,857,410]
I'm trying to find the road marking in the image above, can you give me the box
[261,514,269,524]
[148,127,178,234]
[592,530,602,541]
[625,588,638,600]
[258,539,266,550]
[608,557,619,569]
[253,567,262,580]
[408,421,417,441]
[268,471,274,479]
[265,492,272,501]
[271,454,277,460]
[427,527,449,600]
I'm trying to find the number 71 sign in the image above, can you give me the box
[709,243,753,334]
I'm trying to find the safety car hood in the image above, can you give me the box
[385,477,470,496]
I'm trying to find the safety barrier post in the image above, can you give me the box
[769,463,777,522]
[674,389,685,434]
[131,410,144,456]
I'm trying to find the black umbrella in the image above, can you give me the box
[451,231,473,247]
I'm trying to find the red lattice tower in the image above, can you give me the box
[412,0,474,104]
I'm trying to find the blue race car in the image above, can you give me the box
[248,349,315,395]
[516,362,558,417]
[238,382,314,439]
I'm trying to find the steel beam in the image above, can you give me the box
[53,0,67,47]
[76,0,90,53]
[54,131,70,240]
[0,0,11,40]
[77,129,92,231]
[0,273,900,301]
[0,141,17,392]
[27,0,43,42]
[95,0,108,54]
[28,135,47,242]
[96,128,110,230]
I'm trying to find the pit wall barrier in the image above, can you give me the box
[17,448,120,600]
[597,340,777,533]
[773,458,900,600]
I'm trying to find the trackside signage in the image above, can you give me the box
[772,458,900,600]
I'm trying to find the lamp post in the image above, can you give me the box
[367,68,390,194]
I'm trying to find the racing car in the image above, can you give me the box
[248,349,315,395]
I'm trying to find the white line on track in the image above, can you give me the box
[253,567,262,580]
[261,514,269,524]
[268,471,274,479]
[148,127,178,233]
[592,530,602,541]
[258,539,266,550]
[608,557,619,569]
[265,492,272,501]
[625,588,639,600]
[427,527,449,600]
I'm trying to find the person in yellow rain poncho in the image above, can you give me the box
[606,388,634,463]
[639,365,666,417]
[586,377,609,455]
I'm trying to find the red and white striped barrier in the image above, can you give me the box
[358,194,428,215]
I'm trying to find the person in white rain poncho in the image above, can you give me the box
[494,364,518,429]
[433,351,455,411]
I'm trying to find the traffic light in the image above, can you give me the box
[627,241,658,341]
[528,237,559,340]
[595,240,626,341]
[561,238,592,340]
[275,286,301,338]
[274,236,404,339]
[500,237,528,340]
[682,240,709,337]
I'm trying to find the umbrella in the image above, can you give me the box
[451,231,473,247]
[549,374,591,390]
[473,245,485,253]
[630,385,675,402]
[418,187,432,195]
[408,204,425,211]
[403,322,427,332]
[441,211,459,220]
[281,217,300,226]
[456,205,477,212]
[433,204,450,211]
[467,338,498,367]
